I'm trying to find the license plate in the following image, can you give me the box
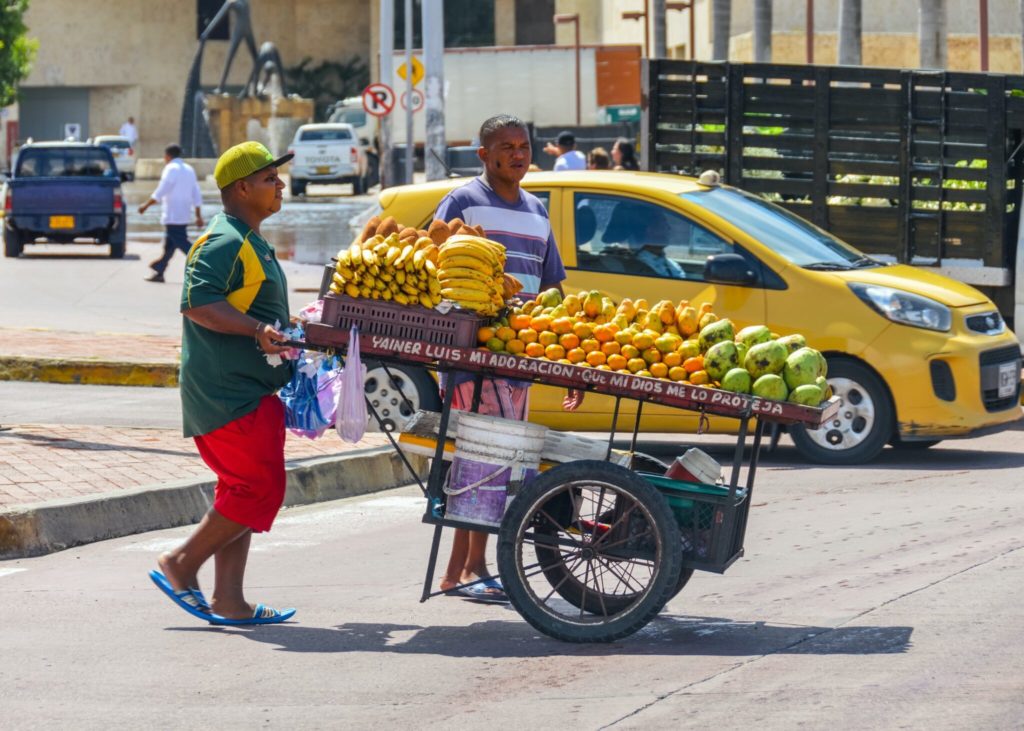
[49,215,74,229]
[316,165,331,175]
[997,361,1018,398]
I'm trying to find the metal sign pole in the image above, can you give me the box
[379,0,394,188]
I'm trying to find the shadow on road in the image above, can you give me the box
[18,252,140,261]
[171,615,913,658]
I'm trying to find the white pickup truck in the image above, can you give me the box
[287,123,369,197]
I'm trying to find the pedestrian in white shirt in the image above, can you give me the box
[119,117,139,147]
[543,130,586,171]
[139,144,204,283]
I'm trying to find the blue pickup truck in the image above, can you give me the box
[3,142,127,258]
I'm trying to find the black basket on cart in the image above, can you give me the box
[640,474,749,573]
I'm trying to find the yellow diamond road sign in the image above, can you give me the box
[397,56,424,87]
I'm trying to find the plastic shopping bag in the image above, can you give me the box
[279,354,337,439]
[336,326,367,443]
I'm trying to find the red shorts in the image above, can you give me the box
[194,395,287,533]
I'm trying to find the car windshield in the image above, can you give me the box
[299,128,353,142]
[679,187,879,269]
[16,148,115,177]
[332,109,367,128]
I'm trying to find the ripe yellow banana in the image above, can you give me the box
[384,246,401,266]
[394,292,411,305]
[437,267,495,286]
[395,271,406,285]
[395,244,415,268]
[361,249,377,267]
[424,259,437,277]
[345,283,360,298]
[438,254,492,273]
[441,287,492,303]
[335,265,355,280]
[348,240,362,261]
[418,292,434,309]
[439,244,499,267]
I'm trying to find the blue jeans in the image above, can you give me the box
[152,224,191,274]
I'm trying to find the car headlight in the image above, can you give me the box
[849,283,952,332]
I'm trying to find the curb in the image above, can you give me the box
[0,446,426,559]
[0,356,179,387]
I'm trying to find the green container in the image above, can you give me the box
[638,473,739,529]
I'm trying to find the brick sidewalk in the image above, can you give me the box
[0,327,180,363]
[0,424,390,510]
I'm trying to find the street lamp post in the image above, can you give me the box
[554,13,581,126]
[622,0,650,58]
[979,0,989,71]
[806,0,814,64]
[666,1,694,60]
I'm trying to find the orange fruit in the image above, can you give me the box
[518,328,538,344]
[567,347,587,364]
[642,347,662,365]
[496,326,516,342]
[485,337,505,352]
[626,357,646,373]
[683,356,704,373]
[586,350,607,366]
[525,342,546,357]
[580,338,601,353]
[572,321,594,340]
[506,338,525,355]
[477,326,497,344]
[662,351,682,368]
[509,313,532,330]
[649,362,669,379]
[620,344,640,359]
[606,354,628,371]
[559,333,580,350]
[530,315,553,332]
[544,343,566,361]
[595,364,612,371]
[668,366,688,381]
[636,369,653,378]
[600,341,621,356]
[614,329,634,346]
[593,324,615,342]
[558,359,573,365]
[551,317,573,335]
[689,369,710,385]
[632,332,655,350]
[538,331,559,346]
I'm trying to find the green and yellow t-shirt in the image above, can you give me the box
[179,213,293,437]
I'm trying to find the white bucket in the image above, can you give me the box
[443,413,547,527]
[666,447,722,485]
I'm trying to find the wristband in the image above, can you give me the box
[254,321,264,342]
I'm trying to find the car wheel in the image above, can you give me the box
[363,362,440,432]
[290,180,306,197]
[108,238,125,258]
[790,358,893,465]
[889,435,941,450]
[351,176,364,196]
[4,227,23,257]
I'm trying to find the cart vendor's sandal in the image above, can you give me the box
[148,569,212,621]
[206,604,296,626]
[447,577,508,604]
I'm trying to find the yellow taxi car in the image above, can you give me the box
[362,170,1022,464]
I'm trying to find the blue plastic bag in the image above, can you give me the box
[279,355,338,439]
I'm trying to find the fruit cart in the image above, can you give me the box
[302,295,839,643]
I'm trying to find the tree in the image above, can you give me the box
[712,0,731,60]
[0,0,36,108]
[285,56,369,121]
[838,0,862,66]
[753,0,771,63]
[919,0,947,69]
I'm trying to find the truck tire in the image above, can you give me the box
[350,176,365,196]
[108,237,125,259]
[790,358,894,465]
[3,227,23,258]
[290,179,307,197]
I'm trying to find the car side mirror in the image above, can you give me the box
[704,253,756,285]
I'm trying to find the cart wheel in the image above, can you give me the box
[497,460,682,643]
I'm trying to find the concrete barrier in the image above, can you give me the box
[136,158,217,180]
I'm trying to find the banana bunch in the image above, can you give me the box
[330,231,441,308]
[437,234,507,316]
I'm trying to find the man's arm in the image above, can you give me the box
[139,165,171,214]
[183,301,290,354]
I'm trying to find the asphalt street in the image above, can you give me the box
[2,428,1023,729]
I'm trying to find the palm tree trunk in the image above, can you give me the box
[838,0,862,66]
[919,0,948,69]
[753,0,772,63]
[712,0,731,61]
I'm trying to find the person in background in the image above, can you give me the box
[434,114,583,603]
[543,130,586,171]
[139,144,204,283]
[120,116,139,148]
[149,141,297,627]
[612,137,640,170]
[587,146,611,170]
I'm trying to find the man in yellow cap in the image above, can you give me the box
[148,141,300,626]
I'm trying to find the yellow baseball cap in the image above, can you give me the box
[214,141,293,190]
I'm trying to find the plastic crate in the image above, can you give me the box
[640,473,749,571]
[320,292,482,348]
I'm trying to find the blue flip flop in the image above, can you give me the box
[206,603,296,626]
[148,569,212,621]
[447,577,508,604]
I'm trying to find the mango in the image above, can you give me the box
[676,305,699,336]
[583,290,603,318]
[538,287,563,308]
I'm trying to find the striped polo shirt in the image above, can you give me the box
[434,176,566,299]
[179,213,292,437]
